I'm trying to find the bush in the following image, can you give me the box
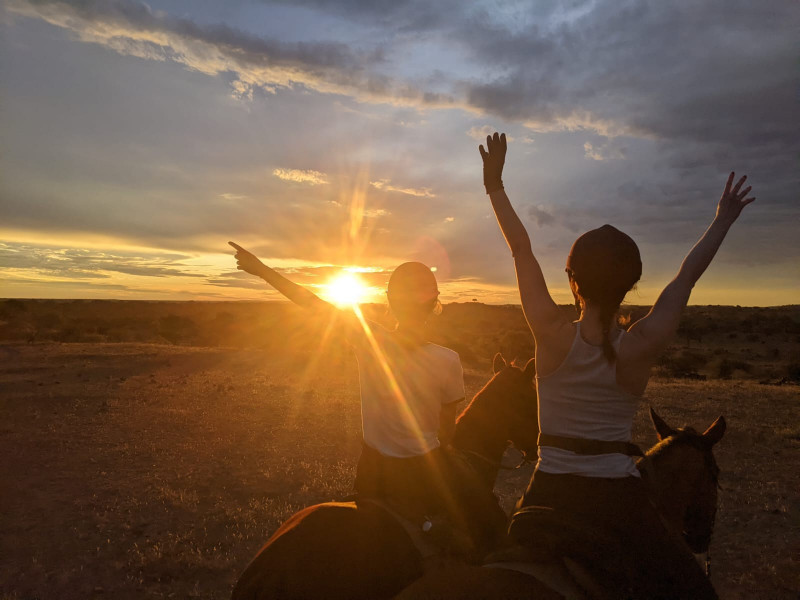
[658,349,708,379]
[717,358,753,379]
[498,330,535,364]
[158,314,199,345]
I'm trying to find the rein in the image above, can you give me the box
[460,446,531,471]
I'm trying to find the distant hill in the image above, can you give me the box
[1,299,798,383]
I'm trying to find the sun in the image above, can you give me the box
[324,272,369,307]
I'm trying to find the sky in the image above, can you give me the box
[1,0,798,306]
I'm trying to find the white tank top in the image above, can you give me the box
[536,322,641,478]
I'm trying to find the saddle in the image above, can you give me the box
[498,505,640,599]
[353,495,480,565]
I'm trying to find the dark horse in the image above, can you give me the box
[396,409,726,599]
[232,353,539,600]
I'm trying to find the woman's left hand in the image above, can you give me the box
[479,132,507,194]
[715,172,755,226]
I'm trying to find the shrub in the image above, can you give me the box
[717,358,753,379]
[498,330,535,364]
[658,349,708,379]
[158,314,199,345]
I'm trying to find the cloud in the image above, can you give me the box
[583,141,626,161]
[370,179,435,198]
[272,168,329,185]
[466,126,513,142]
[4,0,458,110]
[219,193,248,201]
[2,0,797,305]
[8,0,798,162]
[527,205,556,228]
[205,271,272,290]
[0,242,204,280]
[454,1,799,156]
[363,209,390,218]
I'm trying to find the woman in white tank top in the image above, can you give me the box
[479,132,754,599]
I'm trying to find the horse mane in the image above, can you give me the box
[642,427,720,485]
[456,370,504,424]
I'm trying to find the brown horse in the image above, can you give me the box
[231,353,539,600]
[395,409,726,599]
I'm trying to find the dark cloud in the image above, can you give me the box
[262,0,463,33]
[4,0,456,107]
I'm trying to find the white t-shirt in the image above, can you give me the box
[352,326,465,458]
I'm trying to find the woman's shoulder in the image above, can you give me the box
[422,342,462,363]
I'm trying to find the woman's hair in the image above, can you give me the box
[566,224,641,362]
[386,262,441,325]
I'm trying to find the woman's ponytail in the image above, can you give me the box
[599,299,618,362]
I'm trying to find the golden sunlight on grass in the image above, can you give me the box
[323,273,370,307]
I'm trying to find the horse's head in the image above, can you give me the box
[453,352,539,461]
[641,408,726,555]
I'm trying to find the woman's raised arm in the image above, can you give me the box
[228,241,330,311]
[480,133,568,340]
[628,172,755,356]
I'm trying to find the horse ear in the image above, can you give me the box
[523,357,536,380]
[493,352,507,374]
[701,416,726,448]
[650,407,677,441]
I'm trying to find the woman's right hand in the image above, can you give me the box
[715,172,755,226]
[228,241,267,278]
[478,132,507,194]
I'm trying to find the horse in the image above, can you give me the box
[395,408,726,599]
[231,353,539,600]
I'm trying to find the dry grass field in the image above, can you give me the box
[1,301,798,599]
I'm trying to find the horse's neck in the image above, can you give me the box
[640,453,694,533]
[451,403,508,484]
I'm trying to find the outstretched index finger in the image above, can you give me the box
[228,241,245,252]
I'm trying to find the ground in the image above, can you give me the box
[1,339,797,599]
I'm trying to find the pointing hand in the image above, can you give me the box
[228,241,268,277]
